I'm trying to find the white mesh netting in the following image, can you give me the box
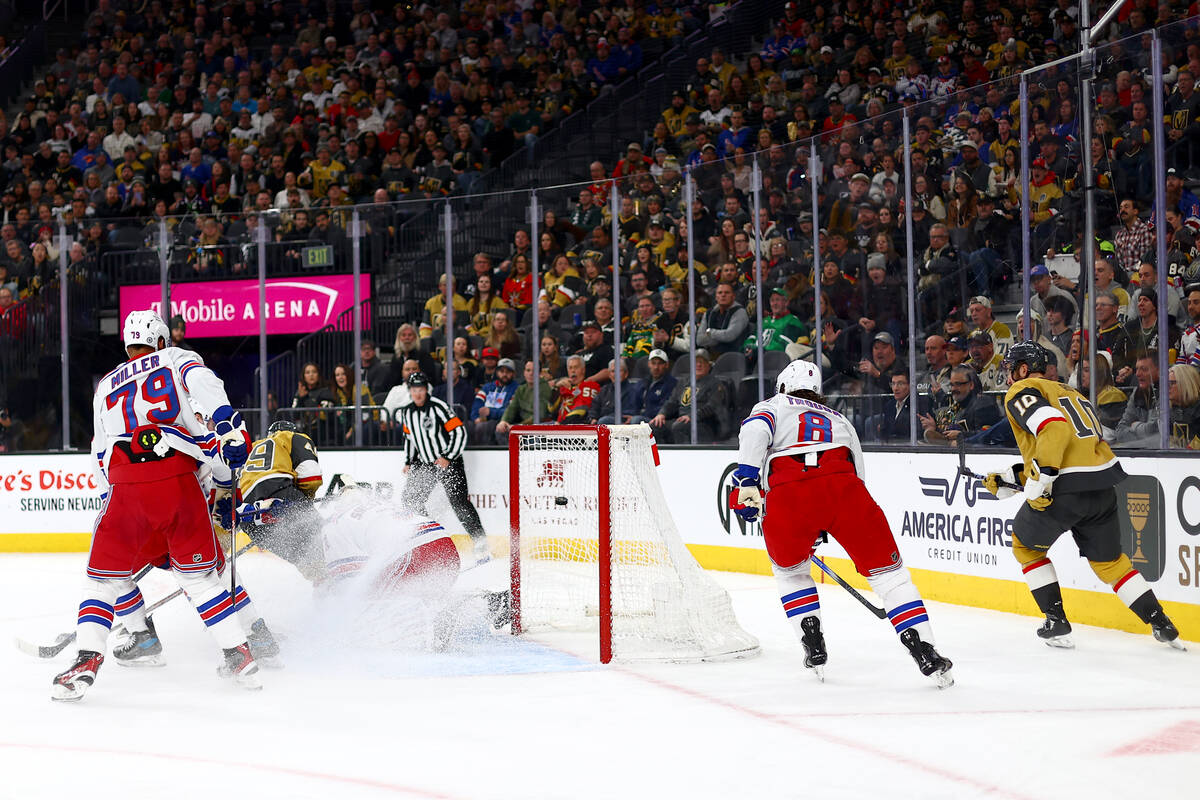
[513,425,760,662]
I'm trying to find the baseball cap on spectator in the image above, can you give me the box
[580,320,602,331]
[481,347,500,360]
[829,96,843,105]
[938,56,951,65]
[648,349,669,363]
[771,287,789,297]
[866,253,886,271]
[694,349,713,363]
[947,336,969,351]
[1031,157,1048,169]
[1139,287,1159,306]
[497,358,516,371]
[968,332,992,346]
[873,332,895,346]
[686,113,702,125]
[1030,264,1051,277]
[850,173,869,184]
[968,295,992,308]
[627,142,642,152]
[820,46,833,54]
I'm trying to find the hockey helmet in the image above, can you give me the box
[267,419,304,435]
[406,371,431,388]
[777,358,822,395]
[1001,340,1050,378]
[123,310,170,350]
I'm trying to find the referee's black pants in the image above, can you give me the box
[402,457,486,540]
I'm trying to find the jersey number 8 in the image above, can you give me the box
[797,412,833,443]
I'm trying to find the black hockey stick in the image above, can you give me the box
[957,436,1020,491]
[811,554,888,620]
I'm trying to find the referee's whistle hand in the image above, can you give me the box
[435,457,451,469]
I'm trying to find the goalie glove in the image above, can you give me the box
[983,463,1023,499]
[728,464,764,523]
[212,405,250,469]
[1022,460,1057,512]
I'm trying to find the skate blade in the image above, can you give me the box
[1164,638,1188,652]
[1042,635,1075,649]
[809,664,825,683]
[114,655,166,668]
[232,673,264,690]
[934,668,955,689]
[50,685,86,703]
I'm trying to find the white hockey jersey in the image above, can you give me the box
[737,393,866,490]
[90,347,236,495]
[322,495,450,584]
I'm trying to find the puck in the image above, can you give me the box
[554,496,569,506]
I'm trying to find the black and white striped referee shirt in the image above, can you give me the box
[398,396,467,465]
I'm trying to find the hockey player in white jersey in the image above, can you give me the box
[731,359,954,687]
[52,310,260,701]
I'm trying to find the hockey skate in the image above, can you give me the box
[799,616,827,682]
[1037,602,1075,649]
[1148,609,1187,651]
[112,617,165,668]
[486,590,512,630]
[51,650,104,702]
[218,643,263,690]
[472,536,491,565]
[247,618,285,668]
[899,629,954,689]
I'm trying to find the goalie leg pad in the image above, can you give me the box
[868,566,935,647]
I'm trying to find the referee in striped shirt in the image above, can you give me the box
[398,372,489,561]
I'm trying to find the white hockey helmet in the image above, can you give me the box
[777,358,822,395]
[123,310,170,350]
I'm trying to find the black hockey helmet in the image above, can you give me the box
[1001,340,1050,378]
[267,419,304,435]
[406,371,430,388]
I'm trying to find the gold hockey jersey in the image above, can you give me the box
[1004,377,1126,493]
[239,429,324,500]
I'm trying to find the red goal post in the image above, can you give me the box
[507,424,760,664]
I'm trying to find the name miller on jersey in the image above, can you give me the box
[107,354,162,389]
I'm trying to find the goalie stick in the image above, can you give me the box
[15,541,256,659]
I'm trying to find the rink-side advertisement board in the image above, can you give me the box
[2,448,1198,636]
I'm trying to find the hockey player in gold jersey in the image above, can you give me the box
[984,341,1183,649]
[238,419,326,581]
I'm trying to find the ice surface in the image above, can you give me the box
[1,552,1196,800]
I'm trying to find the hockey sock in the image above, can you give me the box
[1014,537,1064,614]
[176,569,251,650]
[867,566,935,646]
[772,559,821,643]
[113,581,149,634]
[217,563,257,632]
[1090,555,1162,624]
[76,578,120,653]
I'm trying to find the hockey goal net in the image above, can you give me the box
[508,424,760,663]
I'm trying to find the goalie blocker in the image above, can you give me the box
[507,424,760,663]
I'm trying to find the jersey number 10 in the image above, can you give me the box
[1059,395,1104,439]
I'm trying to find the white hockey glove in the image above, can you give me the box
[983,463,1022,499]
[1022,460,1057,512]
[729,464,764,523]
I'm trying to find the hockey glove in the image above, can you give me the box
[983,463,1023,499]
[729,464,764,523]
[1022,460,1058,512]
[211,488,233,531]
[212,406,251,469]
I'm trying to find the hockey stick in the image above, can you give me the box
[15,541,256,659]
[811,554,888,620]
[956,436,1020,491]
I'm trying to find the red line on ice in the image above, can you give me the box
[0,741,460,799]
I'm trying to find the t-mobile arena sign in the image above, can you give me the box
[120,275,371,338]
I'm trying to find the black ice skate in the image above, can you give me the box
[899,629,954,689]
[800,616,827,682]
[218,643,263,690]
[486,590,512,630]
[112,617,165,667]
[51,650,104,702]
[1037,602,1074,649]
[248,618,284,668]
[1148,609,1187,651]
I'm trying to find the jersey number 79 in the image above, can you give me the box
[105,368,181,433]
